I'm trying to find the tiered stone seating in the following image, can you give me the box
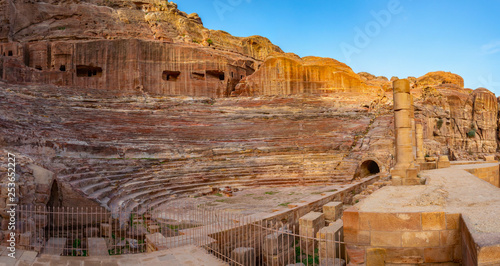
[2,83,386,214]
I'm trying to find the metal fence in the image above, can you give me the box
[17,204,348,265]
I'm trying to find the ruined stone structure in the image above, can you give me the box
[1,0,500,264]
[391,79,420,185]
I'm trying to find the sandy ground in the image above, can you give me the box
[159,184,348,215]
[358,163,500,233]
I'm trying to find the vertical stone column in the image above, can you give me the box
[391,79,419,185]
[416,124,425,163]
[410,95,417,159]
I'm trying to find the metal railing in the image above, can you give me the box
[17,204,348,265]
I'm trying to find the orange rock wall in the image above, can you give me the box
[234,55,372,96]
[1,39,258,97]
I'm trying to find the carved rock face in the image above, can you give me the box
[0,0,282,60]
[233,54,374,96]
[418,80,498,157]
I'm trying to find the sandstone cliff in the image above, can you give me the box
[0,0,285,97]
[0,0,282,60]
[411,71,498,158]
[233,54,377,96]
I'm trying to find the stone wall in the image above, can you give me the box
[464,165,500,188]
[343,208,462,264]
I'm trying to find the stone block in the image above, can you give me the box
[393,79,411,94]
[299,212,325,228]
[87,238,109,256]
[100,223,112,237]
[19,232,31,246]
[263,246,294,266]
[403,178,421,186]
[393,93,411,110]
[359,212,422,231]
[145,233,167,252]
[406,168,418,180]
[402,231,440,247]
[231,247,256,266]
[395,110,412,128]
[422,212,446,230]
[323,202,343,221]
[317,220,344,259]
[148,225,160,234]
[345,245,365,265]
[385,248,424,264]
[366,248,386,266]
[484,155,496,162]
[343,229,370,245]
[263,229,294,256]
[437,156,451,169]
[440,230,459,246]
[391,176,403,186]
[370,231,402,247]
[446,213,460,230]
[424,247,453,263]
[342,207,359,230]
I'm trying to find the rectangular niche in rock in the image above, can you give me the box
[206,70,225,81]
[162,70,181,81]
[76,65,103,77]
[191,72,205,80]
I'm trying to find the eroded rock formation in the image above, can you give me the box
[233,54,375,96]
[1,39,260,97]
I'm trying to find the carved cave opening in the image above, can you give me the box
[76,65,103,77]
[47,180,62,208]
[191,72,205,80]
[207,70,225,81]
[8,51,13,56]
[356,160,381,178]
[35,65,42,70]
[59,65,66,72]
[162,70,181,81]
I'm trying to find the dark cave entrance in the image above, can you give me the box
[355,160,381,178]
[47,180,62,208]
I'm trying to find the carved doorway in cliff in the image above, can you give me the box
[354,160,380,179]
[47,180,62,208]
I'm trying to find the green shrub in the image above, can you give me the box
[467,129,476,138]
[207,38,213,45]
[437,118,444,129]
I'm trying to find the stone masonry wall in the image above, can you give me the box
[343,208,461,265]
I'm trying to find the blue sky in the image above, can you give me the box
[177,0,500,93]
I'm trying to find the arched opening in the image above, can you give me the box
[355,160,381,178]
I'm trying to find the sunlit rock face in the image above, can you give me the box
[0,0,282,60]
[0,40,260,98]
[414,71,498,158]
[0,0,285,97]
[233,54,376,96]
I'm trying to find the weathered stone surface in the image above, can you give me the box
[416,73,498,158]
[1,39,259,98]
[417,71,465,88]
[0,0,281,60]
[233,54,375,96]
